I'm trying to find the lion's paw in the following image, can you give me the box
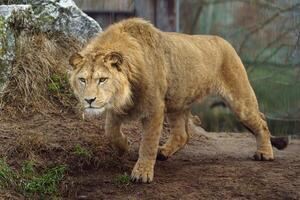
[156,148,169,161]
[131,160,154,183]
[253,151,274,161]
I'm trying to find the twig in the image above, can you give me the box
[238,2,300,53]
[244,60,300,68]
[265,115,300,122]
[291,31,300,59]
[254,21,300,62]
[260,44,285,64]
[203,0,282,10]
[250,67,291,82]
[247,44,286,74]
[190,4,203,34]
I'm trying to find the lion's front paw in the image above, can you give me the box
[253,150,274,161]
[131,160,154,183]
[156,147,169,161]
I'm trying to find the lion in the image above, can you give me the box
[69,18,288,183]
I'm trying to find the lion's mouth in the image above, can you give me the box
[84,107,106,117]
[86,106,102,109]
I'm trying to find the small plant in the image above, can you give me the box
[0,158,67,198]
[0,158,17,188]
[21,165,67,196]
[114,172,131,186]
[73,144,91,158]
[48,73,74,96]
[47,73,76,108]
[48,74,65,93]
[21,160,35,178]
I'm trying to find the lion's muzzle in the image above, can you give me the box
[83,107,106,118]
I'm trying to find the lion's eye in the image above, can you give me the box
[79,78,86,83]
[98,77,108,84]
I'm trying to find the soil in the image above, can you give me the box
[0,112,299,200]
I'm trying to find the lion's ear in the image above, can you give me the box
[104,52,123,70]
[69,52,83,68]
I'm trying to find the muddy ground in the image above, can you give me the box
[0,112,299,200]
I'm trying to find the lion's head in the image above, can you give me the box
[69,51,133,117]
[69,26,146,117]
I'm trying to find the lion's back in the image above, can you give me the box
[80,18,246,114]
[111,19,240,111]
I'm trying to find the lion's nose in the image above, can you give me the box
[85,97,96,105]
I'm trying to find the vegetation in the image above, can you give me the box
[73,144,92,158]
[48,74,68,93]
[0,0,25,4]
[0,158,17,188]
[193,63,300,135]
[48,73,75,101]
[114,172,131,187]
[249,65,300,118]
[0,158,67,198]
[183,1,300,135]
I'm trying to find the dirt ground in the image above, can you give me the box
[0,112,299,200]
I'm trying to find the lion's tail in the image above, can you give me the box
[270,135,290,150]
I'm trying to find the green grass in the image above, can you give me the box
[47,73,76,107]
[21,160,35,178]
[249,65,300,118]
[21,165,67,196]
[249,65,300,135]
[48,74,68,93]
[73,144,91,158]
[0,158,67,198]
[0,158,17,188]
[114,172,131,186]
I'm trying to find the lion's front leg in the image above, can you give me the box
[131,105,164,183]
[105,111,129,155]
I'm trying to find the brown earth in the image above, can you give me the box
[0,112,299,200]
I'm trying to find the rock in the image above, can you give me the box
[0,5,33,94]
[0,1,101,95]
[2,0,102,43]
[28,0,102,44]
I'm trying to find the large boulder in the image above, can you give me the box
[0,5,32,94]
[0,0,101,95]
[28,0,102,43]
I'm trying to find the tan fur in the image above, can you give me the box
[69,18,274,183]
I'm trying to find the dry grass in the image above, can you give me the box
[0,31,129,198]
[6,132,49,164]
[0,30,121,181]
[1,32,81,115]
[0,114,117,170]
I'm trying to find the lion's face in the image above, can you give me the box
[69,52,132,117]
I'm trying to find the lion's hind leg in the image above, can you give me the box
[223,91,274,160]
[157,110,189,161]
[220,68,275,160]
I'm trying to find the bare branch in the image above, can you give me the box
[265,115,300,122]
[238,2,300,53]
[244,60,300,68]
[291,31,300,59]
[190,4,203,34]
[261,44,285,64]
[254,22,300,62]
[203,0,283,10]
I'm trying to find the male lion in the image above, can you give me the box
[69,18,288,183]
